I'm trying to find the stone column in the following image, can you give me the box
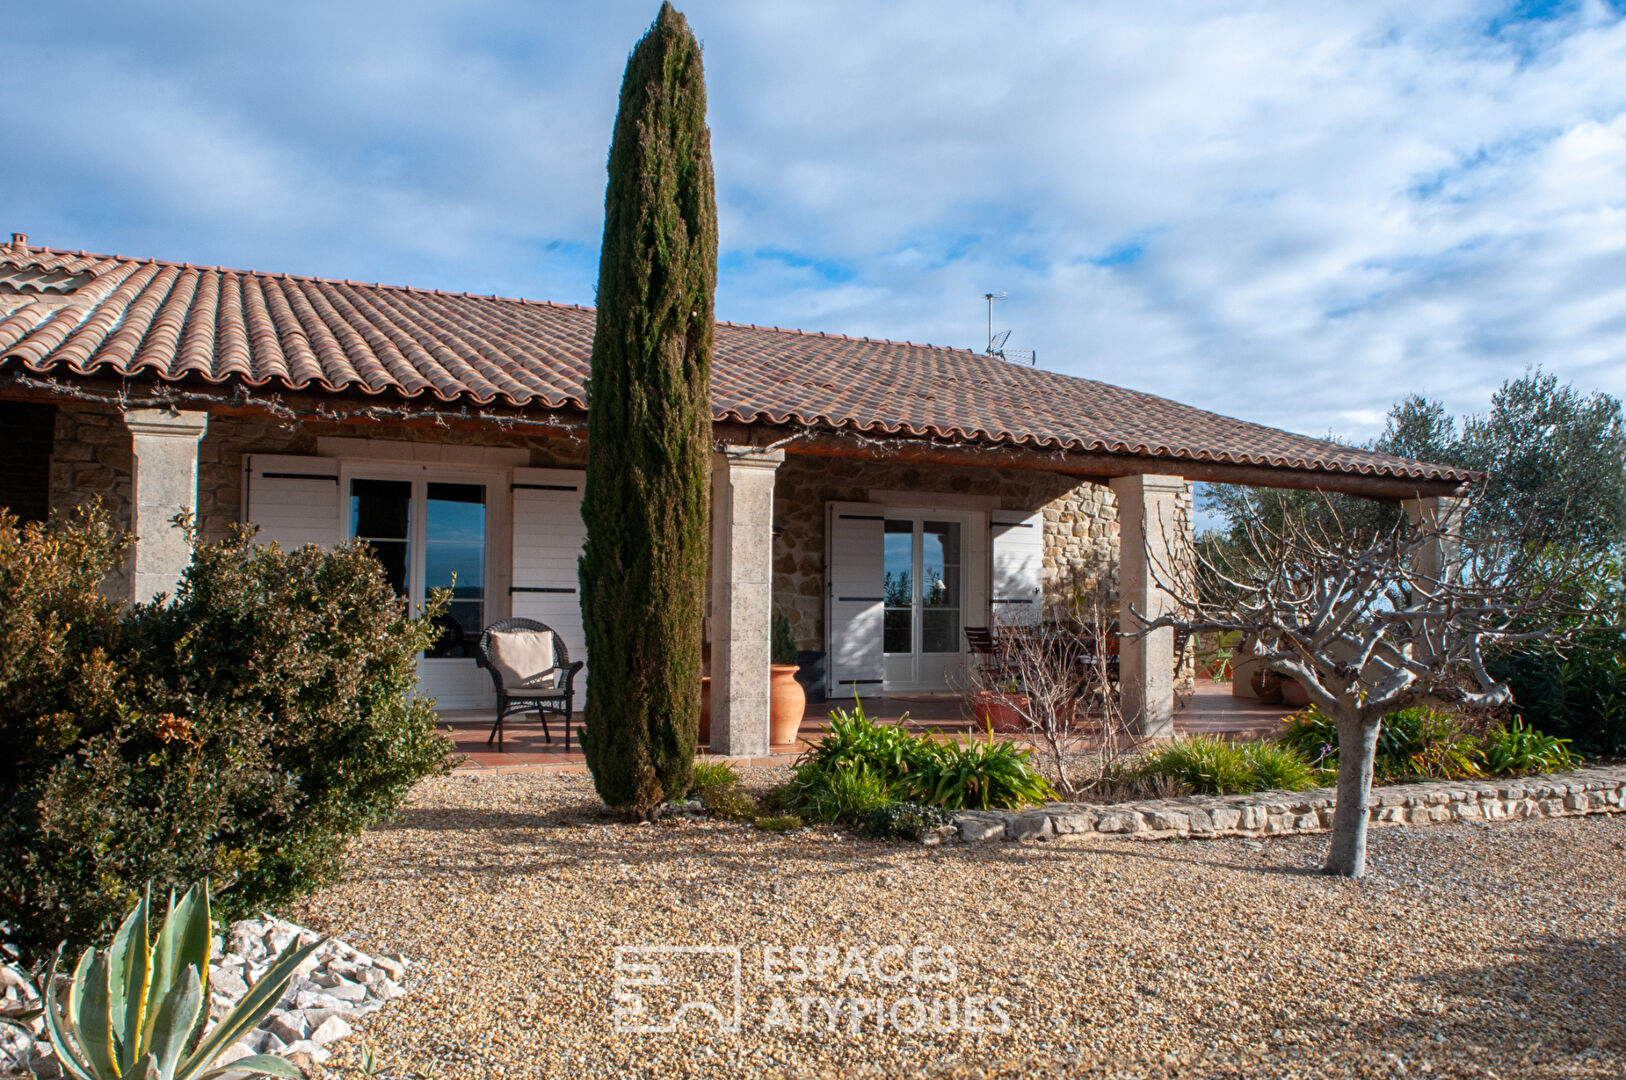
[123,408,209,603]
[1109,474,1186,739]
[709,446,785,756]
[1401,494,1466,664]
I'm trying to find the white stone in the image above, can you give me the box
[213,1042,256,1068]
[264,1012,306,1045]
[324,981,369,1003]
[210,967,248,997]
[308,1015,354,1046]
[374,978,407,1001]
[295,990,346,1012]
[279,1039,332,1066]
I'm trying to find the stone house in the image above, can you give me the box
[0,234,1473,753]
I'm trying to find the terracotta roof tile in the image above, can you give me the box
[0,242,1472,482]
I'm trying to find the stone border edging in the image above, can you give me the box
[953,765,1626,843]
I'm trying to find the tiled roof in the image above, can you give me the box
[0,241,1471,482]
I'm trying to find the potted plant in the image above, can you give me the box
[972,678,1030,733]
[769,611,806,745]
[1250,666,1284,704]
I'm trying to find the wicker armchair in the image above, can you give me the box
[475,617,585,751]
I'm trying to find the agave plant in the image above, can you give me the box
[44,881,319,1080]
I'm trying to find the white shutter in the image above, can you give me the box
[991,510,1044,626]
[243,455,340,549]
[510,467,588,686]
[826,502,885,698]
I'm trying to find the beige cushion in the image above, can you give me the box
[488,630,560,693]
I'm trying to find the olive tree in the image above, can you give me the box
[1145,495,1603,877]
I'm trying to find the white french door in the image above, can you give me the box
[345,467,498,709]
[882,514,967,691]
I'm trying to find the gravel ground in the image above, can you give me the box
[291,771,1626,1080]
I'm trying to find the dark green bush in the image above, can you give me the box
[1488,633,1626,759]
[0,507,450,967]
[856,801,955,841]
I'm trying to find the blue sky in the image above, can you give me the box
[5,0,1625,442]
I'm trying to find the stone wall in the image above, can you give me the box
[49,405,136,597]
[955,764,1626,843]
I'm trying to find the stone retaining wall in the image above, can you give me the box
[953,765,1626,843]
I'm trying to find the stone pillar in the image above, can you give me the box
[709,445,785,756]
[1109,474,1186,739]
[1401,494,1465,663]
[123,408,209,602]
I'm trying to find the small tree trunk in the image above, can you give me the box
[1324,710,1381,878]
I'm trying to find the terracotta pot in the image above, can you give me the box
[973,691,1030,733]
[769,664,806,746]
[699,676,711,745]
[1250,669,1284,705]
[1279,677,1309,708]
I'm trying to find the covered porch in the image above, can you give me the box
[441,677,1290,774]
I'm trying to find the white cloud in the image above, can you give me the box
[3,0,1623,443]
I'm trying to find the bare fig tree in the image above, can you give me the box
[1141,493,1605,878]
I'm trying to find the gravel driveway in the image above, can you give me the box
[291,772,1626,1079]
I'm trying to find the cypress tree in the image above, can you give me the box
[578,2,716,818]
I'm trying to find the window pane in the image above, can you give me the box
[884,608,912,654]
[350,479,412,597]
[425,483,486,658]
[883,520,913,653]
[922,609,960,654]
[350,479,411,540]
[921,521,961,609]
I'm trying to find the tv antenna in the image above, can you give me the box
[983,291,1035,365]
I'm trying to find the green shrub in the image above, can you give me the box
[0,507,450,967]
[905,731,1057,811]
[803,700,930,786]
[688,759,742,799]
[792,761,897,823]
[683,758,759,820]
[1276,708,1338,762]
[1483,717,1581,775]
[1488,633,1626,759]
[753,814,802,832]
[855,801,955,841]
[1242,740,1326,792]
[1134,736,1323,795]
[1136,736,1258,795]
[1275,704,1564,783]
[785,701,1054,823]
